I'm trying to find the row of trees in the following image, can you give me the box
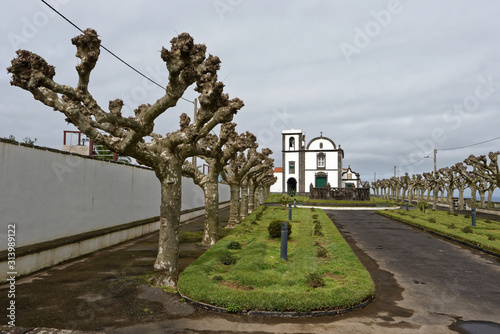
[7,28,275,287]
[372,152,500,212]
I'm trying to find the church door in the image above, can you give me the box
[315,176,327,188]
[287,178,297,195]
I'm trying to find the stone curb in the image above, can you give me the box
[376,212,500,259]
[177,291,374,318]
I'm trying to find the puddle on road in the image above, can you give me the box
[451,320,500,334]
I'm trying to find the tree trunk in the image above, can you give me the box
[201,180,219,246]
[226,184,240,228]
[487,188,494,208]
[154,162,182,288]
[248,184,256,213]
[478,190,486,209]
[470,185,477,209]
[240,182,249,220]
[448,187,454,213]
[458,187,465,210]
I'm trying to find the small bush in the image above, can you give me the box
[488,235,496,241]
[312,214,318,219]
[317,247,328,258]
[417,201,429,214]
[227,303,243,313]
[464,215,470,219]
[251,221,258,225]
[428,217,436,223]
[268,219,292,238]
[212,275,223,282]
[227,241,242,250]
[461,226,474,234]
[485,220,493,224]
[306,273,325,288]
[448,223,456,229]
[220,252,237,265]
[453,213,458,216]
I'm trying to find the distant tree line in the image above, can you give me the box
[372,152,500,211]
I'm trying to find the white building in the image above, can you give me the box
[342,166,361,188]
[271,129,360,195]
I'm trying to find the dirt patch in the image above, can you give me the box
[221,280,255,291]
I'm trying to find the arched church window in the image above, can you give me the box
[289,137,295,149]
[320,143,323,149]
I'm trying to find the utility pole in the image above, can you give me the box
[433,148,437,209]
[394,165,396,177]
[191,98,198,167]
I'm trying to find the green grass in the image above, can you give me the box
[265,193,307,204]
[377,209,500,254]
[178,206,374,312]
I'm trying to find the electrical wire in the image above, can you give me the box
[438,135,500,151]
[40,0,194,104]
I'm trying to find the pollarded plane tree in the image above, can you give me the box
[399,173,410,202]
[451,163,469,210]
[257,174,277,205]
[222,147,272,228]
[422,172,438,206]
[247,157,274,213]
[181,123,256,245]
[465,153,499,208]
[458,159,484,210]
[7,29,243,287]
[438,167,457,213]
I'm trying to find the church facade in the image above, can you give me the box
[271,129,350,195]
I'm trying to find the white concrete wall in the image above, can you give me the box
[0,142,230,251]
[270,172,282,193]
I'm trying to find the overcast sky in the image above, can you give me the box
[1,0,499,184]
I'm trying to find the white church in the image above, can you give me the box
[270,129,361,195]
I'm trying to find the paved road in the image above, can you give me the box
[324,210,500,333]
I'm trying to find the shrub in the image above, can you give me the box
[279,195,291,206]
[488,235,496,241]
[312,214,318,219]
[227,303,243,313]
[448,223,456,229]
[317,247,328,258]
[464,215,470,219]
[220,252,237,265]
[417,201,429,214]
[485,220,493,224]
[306,273,325,288]
[212,275,223,282]
[428,217,436,223]
[227,241,242,250]
[453,213,458,216]
[268,219,292,238]
[251,221,258,225]
[461,226,474,234]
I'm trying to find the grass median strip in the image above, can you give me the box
[178,206,374,313]
[377,209,500,255]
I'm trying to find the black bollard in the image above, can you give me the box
[406,201,409,212]
[288,203,292,220]
[294,198,297,208]
[472,208,476,227]
[280,222,288,261]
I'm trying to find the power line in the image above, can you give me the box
[40,0,194,104]
[438,135,500,151]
